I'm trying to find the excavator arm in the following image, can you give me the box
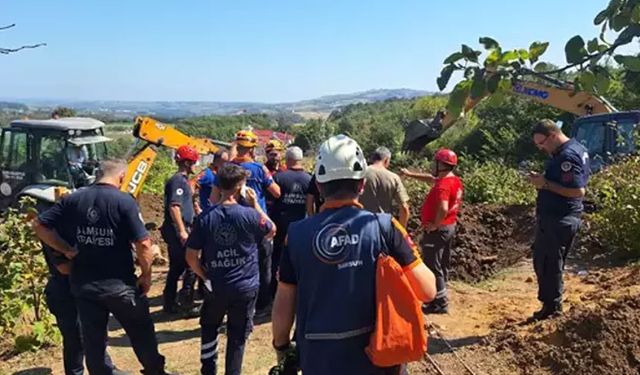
[121,116,230,197]
[403,73,618,152]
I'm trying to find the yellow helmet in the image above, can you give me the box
[235,130,258,148]
[265,139,285,153]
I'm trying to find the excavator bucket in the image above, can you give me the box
[402,116,443,152]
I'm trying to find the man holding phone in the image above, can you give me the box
[526,119,590,321]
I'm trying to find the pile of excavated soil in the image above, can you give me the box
[137,193,167,256]
[447,204,535,282]
[489,293,640,375]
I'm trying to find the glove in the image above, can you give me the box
[274,341,295,363]
[269,342,299,375]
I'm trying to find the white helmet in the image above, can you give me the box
[314,134,367,183]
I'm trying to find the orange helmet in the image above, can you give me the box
[235,130,258,148]
[265,139,284,153]
[175,145,199,163]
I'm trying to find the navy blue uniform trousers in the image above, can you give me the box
[161,224,196,307]
[532,215,582,305]
[199,289,258,375]
[74,284,165,375]
[45,277,115,375]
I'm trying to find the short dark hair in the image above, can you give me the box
[318,178,362,199]
[370,147,391,163]
[213,150,228,162]
[532,119,562,137]
[217,164,250,190]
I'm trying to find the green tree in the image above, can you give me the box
[51,106,77,118]
[436,0,640,116]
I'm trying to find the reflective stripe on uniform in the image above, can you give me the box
[201,339,218,360]
[304,326,372,340]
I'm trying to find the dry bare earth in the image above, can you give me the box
[2,195,640,374]
[2,262,639,375]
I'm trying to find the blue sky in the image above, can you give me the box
[0,0,611,102]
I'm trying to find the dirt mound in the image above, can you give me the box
[137,193,166,255]
[489,294,640,375]
[448,204,535,282]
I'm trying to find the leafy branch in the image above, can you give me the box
[0,23,46,55]
[437,0,640,118]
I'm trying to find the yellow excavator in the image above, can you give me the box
[403,72,639,170]
[0,116,229,210]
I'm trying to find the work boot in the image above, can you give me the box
[531,302,562,321]
[422,302,448,314]
[181,304,201,319]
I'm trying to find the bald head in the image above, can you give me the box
[96,159,127,186]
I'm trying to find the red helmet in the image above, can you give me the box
[434,148,458,166]
[175,145,199,163]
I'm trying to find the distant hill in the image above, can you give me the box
[0,101,28,112]
[4,88,432,119]
[277,88,431,112]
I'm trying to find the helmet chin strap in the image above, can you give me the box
[433,161,451,176]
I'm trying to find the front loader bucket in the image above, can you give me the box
[402,117,443,152]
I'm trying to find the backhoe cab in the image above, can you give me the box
[0,117,110,210]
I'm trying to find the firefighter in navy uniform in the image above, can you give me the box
[271,135,437,375]
[33,160,170,375]
[41,242,120,375]
[162,145,199,315]
[526,119,590,321]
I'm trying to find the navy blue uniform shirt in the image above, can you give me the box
[163,172,195,227]
[272,169,312,227]
[186,203,272,294]
[38,184,149,289]
[537,138,590,217]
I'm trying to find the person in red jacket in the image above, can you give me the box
[401,148,463,314]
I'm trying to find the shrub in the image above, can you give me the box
[141,152,175,195]
[457,158,536,205]
[587,156,640,257]
[0,197,60,355]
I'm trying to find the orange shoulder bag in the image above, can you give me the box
[365,215,427,367]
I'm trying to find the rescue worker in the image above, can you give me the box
[264,139,286,174]
[162,145,199,315]
[40,241,119,375]
[186,163,276,375]
[401,148,463,314]
[360,146,411,227]
[526,119,590,320]
[270,146,311,296]
[272,135,437,375]
[210,130,281,318]
[265,140,286,222]
[195,149,229,214]
[33,159,169,375]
